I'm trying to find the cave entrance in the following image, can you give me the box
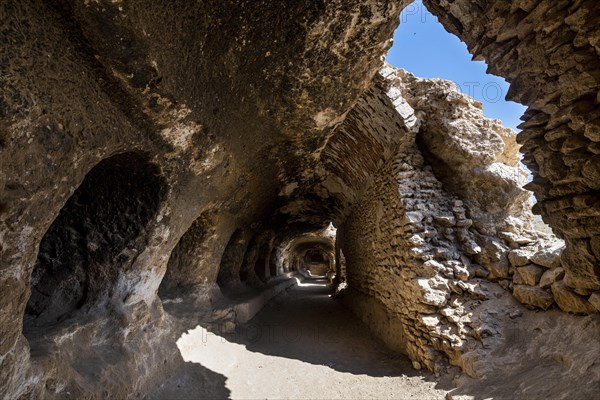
[388,0,527,131]
[158,211,214,300]
[304,249,326,264]
[281,223,337,281]
[386,0,555,234]
[24,152,166,337]
[303,249,330,276]
[254,243,270,282]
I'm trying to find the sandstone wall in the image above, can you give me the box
[338,66,600,379]
[0,0,406,397]
[2,0,600,397]
[424,0,600,293]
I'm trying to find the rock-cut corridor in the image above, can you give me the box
[1,1,600,399]
[149,277,450,399]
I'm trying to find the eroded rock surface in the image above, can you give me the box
[337,66,599,395]
[424,0,600,292]
[1,1,599,399]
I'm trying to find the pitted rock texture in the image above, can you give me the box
[1,0,407,396]
[26,152,167,329]
[1,1,600,399]
[337,66,599,390]
[424,0,600,292]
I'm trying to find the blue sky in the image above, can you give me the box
[386,1,527,131]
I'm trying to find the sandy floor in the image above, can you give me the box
[147,277,452,399]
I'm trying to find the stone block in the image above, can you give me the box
[419,314,442,328]
[448,280,463,295]
[486,260,511,279]
[468,264,489,279]
[405,211,424,224]
[454,265,470,282]
[476,238,510,265]
[416,278,449,307]
[539,267,565,289]
[589,292,600,312]
[513,264,544,286]
[507,247,535,267]
[433,214,456,226]
[463,241,482,255]
[499,231,534,246]
[458,281,488,300]
[551,281,598,314]
[512,285,554,310]
[530,242,564,268]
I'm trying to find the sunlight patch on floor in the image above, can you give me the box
[177,325,347,399]
[176,325,443,399]
[294,277,327,287]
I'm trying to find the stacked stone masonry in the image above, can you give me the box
[338,66,599,376]
[1,0,600,398]
[424,0,600,292]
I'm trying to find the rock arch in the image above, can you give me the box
[239,237,264,288]
[24,152,167,336]
[158,211,217,299]
[216,228,251,294]
[422,0,600,290]
[1,0,599,398]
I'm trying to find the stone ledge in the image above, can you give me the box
[233,273,303,324]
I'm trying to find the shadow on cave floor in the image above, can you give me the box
[170,276,455,399]
[228,277,439,377]
[145,360,231,400]
[219,272,300,303]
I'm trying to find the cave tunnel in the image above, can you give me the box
[2,0,600,399]
[24,152,167,337]
[304,249,326,265]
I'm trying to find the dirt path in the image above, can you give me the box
[148,277,452,399]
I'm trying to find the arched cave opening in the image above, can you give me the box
[303,249,330,276]
[304,249,325,264]
[239,237,263,288]
[278,224,337,281]
[24,152,166,336]
[268,249,278,278]
[158,212,213,300]
[216,229,247,293]
[254,244,270,282]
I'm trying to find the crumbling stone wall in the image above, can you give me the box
[424,0,600,293]
[1,0,600,398]
[391,67,600,314]
[337,76,482,372]
[338,65,599,377]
